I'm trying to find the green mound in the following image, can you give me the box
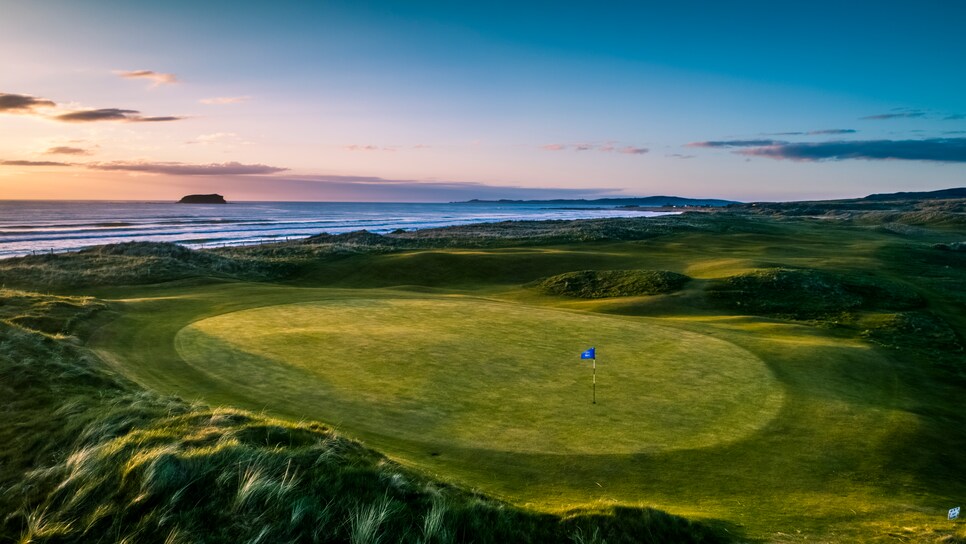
[0,289,106,336]
[174,297,782,455]
[535,269,691,298]
[707,268,923,319]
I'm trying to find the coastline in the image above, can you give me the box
[0,201,680,259]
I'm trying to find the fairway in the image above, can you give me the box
[175,297,784,454]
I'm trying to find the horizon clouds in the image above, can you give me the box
[739,138,966,163]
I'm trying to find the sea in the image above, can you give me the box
[0,200,674,259]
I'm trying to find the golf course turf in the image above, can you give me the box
[3,199,965,542]
[173,297,784,455]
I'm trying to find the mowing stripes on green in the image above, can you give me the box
[175,297,784,455]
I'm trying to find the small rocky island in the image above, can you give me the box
[177,194,227,204]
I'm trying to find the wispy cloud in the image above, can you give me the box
[44,146,90,155]
[540,142,649,155]
[0,160,71,167]
[541,144,567,151]
[809,128,858,135]
[344,144,400,152]
[87,161,287,175]
[185,132,248,146]
[0,93,56,112]
[116,70,178,86]
[199,96,251,105]
[2,158,285,175]
[738,138,966,163]
[860,108,964,121]
[763,129,858,136]
[688,139,785,148]
[666,153,696,159]
[55,108,183,123]
[860,109,927,120]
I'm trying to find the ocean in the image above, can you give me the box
[0,200,674,259]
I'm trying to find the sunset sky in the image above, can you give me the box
[2,0,964,202]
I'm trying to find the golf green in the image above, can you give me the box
[174,296,784,455]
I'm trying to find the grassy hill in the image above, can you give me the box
[1,196,965,543]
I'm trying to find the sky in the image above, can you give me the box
[1,0,965,202]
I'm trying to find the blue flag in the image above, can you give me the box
[580,347,596,359]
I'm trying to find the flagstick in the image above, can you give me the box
[592,357,596,404]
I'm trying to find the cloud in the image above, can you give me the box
[860,109,964,121]
[55,108,184,123]
[860,110,927,120]
[738,138,966,163]
[808,129,857,135]
[56,108,138,122]
[3,90,182,123]
[0,93,56,112]
[765,129,858,136]
[344,144,399,152]
[688,139,785,148]
[116,70,178,86]
[666,153,696,159]
[136,116,183,122]
[2,158,286,175]
[44,146,90,155]
[199,96,251,105]
[186,132,243,146]
[87,161,287,176]
[540,142,648,155]
[1,160,71,167]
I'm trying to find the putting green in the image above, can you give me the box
[175,297,784,454]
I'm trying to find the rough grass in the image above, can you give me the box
[859,311,961,350]
[0,289,107,336]
[707,267,924,319]
[736,195,966,227]
[534,269,690,298]
[0,242,285,290]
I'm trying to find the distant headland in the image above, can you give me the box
[178,194,227,204]
[456,196,739,207]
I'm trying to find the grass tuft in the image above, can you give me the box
[349,494,400,544]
